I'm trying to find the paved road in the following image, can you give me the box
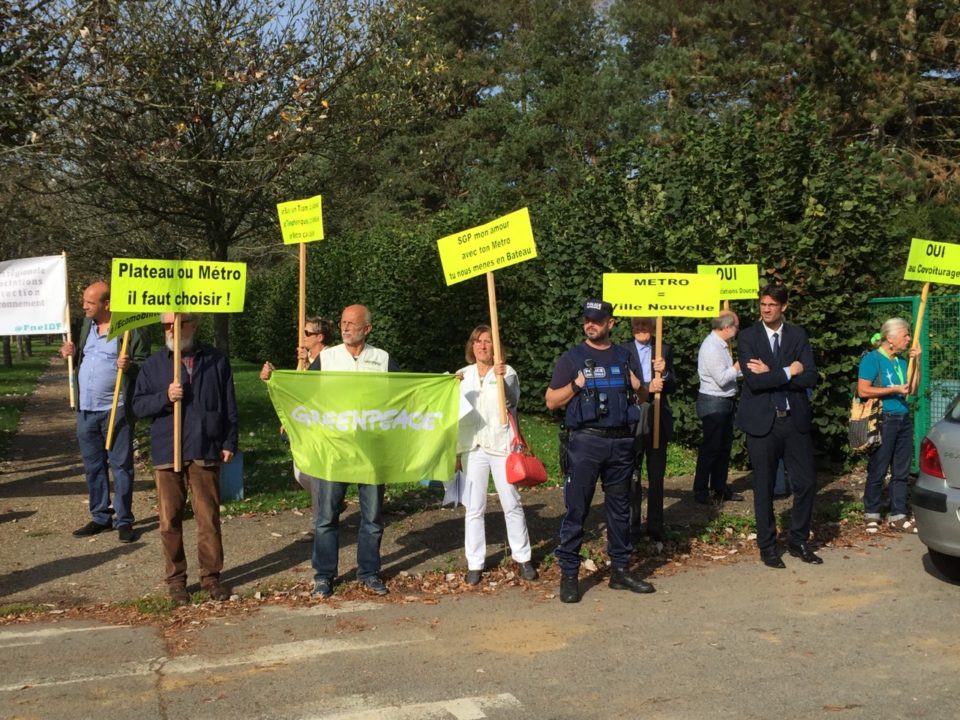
[3,534,956,720]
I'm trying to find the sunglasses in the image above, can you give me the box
[304,330,322,337]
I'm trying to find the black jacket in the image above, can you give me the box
[735,322,817,436]
[132,343,238,465]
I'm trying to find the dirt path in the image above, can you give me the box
[0,360,872,608]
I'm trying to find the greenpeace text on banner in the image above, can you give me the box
[265,370,459,485]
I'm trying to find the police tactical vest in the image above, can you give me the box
[563,343,636,430]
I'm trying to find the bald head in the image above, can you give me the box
[82,281,111,322]
[339,304,372,351]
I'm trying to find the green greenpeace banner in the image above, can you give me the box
[265,370,459,485]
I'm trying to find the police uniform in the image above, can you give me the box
[549,341,640,576]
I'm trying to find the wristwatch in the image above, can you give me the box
[570,380,581,395]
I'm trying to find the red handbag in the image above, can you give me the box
[505,413,548,487]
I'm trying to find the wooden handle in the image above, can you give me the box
[297,242,307,371]
[652,317,663,449]
[906,282,928,389]
[486,272,508,425]
[173,313,182,472]
[105,331,130,451]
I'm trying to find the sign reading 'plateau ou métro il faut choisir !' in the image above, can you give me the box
[109,258,247,312]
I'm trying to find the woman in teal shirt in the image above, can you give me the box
[857,318,921,532]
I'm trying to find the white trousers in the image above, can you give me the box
[462,447,532,570]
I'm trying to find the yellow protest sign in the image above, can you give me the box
[904,237,960,284]
[697,264,759,299]
[108,311,159,341]
[109,258,247,313]
[603,273,720,318]
[277,195,324,244]
[436,208,537,285]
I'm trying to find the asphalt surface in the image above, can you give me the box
[3,533,958,720]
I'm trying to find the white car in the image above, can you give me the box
[914,403,960,581]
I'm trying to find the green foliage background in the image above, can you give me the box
[233,106,932,461]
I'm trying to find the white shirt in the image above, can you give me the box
[318,343,391,372]
[456,364,520,455]
[697,331,738,397]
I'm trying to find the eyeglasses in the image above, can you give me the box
[304,330,322,337]
[340,321,367,330]
[162,319,196,330]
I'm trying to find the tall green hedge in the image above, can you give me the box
[235,108,919,461]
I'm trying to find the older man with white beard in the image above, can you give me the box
[132,313,238,605]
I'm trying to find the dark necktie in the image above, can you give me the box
[772,332,786,411]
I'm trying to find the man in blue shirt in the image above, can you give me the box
[60,281,149,543]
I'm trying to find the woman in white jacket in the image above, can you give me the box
[456,325,537,585]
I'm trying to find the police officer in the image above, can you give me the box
[546,299,655,603]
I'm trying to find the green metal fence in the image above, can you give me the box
[866,294,960,469]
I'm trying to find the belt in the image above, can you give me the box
[575,427,633,439]
[775,409,791,418]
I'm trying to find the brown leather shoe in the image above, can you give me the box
[169,585,189,606]
[203,579,231,601]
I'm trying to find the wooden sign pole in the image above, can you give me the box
[297,243,307,370]
[652,316,663,450]
[63,251,76,409]
[485,271,508,425]
[907,282,929,389]
[105,331,130,451]
[173,313,182,472]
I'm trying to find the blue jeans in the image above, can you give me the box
[76,409,134,527]
[692,394,735,497]
[864,413,913,517]
[313,480,385,583]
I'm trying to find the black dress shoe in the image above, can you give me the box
[761,551,786,569]
[73,520,111,537]
[718,489,744,502]
[560,574,580,603]
[694,493,714,505]
[465,569,482,585]
[519,561,538,582]
[608,568,655,594]
[787,542,824,564]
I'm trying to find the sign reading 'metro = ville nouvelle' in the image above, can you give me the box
[603,273,720,317]
[109,258,247,312]
[436,208,537,285]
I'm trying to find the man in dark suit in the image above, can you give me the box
[735,284,820,568]
[622,317,675,542]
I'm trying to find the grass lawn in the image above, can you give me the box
[0,344,59,461]
[225,361,697,514]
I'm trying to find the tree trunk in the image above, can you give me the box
[208,230,231,354]
[2,337,11,368]
[24,336,32,356]
[17,336,25,359]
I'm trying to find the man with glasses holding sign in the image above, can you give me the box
[546,299,652,603]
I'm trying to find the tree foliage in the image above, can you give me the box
[33,0,426,348]
[610,0,960,201]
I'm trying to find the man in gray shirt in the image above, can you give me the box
[692,311,744,505]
